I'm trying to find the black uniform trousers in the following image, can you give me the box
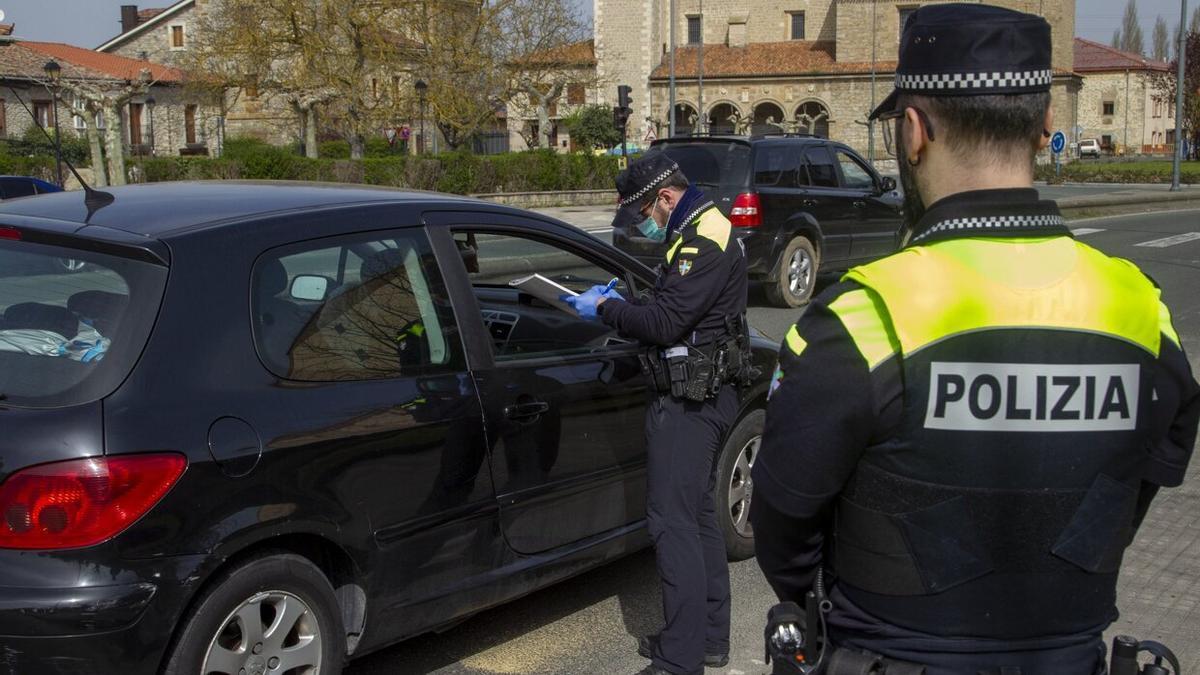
[644,386,735,675]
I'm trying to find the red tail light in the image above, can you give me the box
[0,226,21,240]
[730,192,762,228]
[0,454,186,550]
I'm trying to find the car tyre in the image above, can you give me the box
[163,552,346,675]
[765,236,818,308]
[716,408,764,561]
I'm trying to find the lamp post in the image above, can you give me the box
[42,60,64,188]
[1172,0,1188,191]
[414,79,428,155]
[145,96,156,156]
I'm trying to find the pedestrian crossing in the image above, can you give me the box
[1071,226,1200,249]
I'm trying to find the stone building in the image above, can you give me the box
[506,40,607,153]
[1073,38,1172,156]
[594,0,1081,159]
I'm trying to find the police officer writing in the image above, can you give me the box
[565,153,750,675]
[750,5,1200,675]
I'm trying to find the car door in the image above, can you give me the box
[800,145,853,263]
[428,210,651,555]
[834,147,903,260]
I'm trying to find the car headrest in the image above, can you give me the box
[257,258,289,298]
[3,302,79,339]
[67,291,129,335]
[360,248,409,282]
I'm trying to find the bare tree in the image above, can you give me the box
[1112,29,1122,49]
[1191,6,1200,35]
[1154,16,1169,61]
[1121,0,1144,55]
[53,71,155,186]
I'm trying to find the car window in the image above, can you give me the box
[252,230,464,381]
[804,146,839,188]
[453,230,635,361]
[835,150,876,190]
[655,142,751,188]
[0,178,37,199]
[0,238,166,408]
[753,145,808,188]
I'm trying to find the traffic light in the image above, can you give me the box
[614,84,633,131]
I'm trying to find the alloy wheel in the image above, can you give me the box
[202,590,322,675]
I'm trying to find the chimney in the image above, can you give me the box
[120,5,140,34]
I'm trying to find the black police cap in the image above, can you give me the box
[612,152,681,230]
[870,3,1053,120]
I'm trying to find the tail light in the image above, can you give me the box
[0,226,21,241]
[730,192,762,228]
[0,454,187,550]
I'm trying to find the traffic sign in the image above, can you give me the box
[644,127,657,144]
[1051,131,1066,154]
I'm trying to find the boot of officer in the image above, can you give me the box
[750,4,1199,675]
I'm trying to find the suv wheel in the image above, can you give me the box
[716,409,763,561]
[765,236,818,308]
[163,552,346,675]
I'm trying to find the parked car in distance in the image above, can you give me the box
[0,176,88,273]
[0,182,777,674]
[1078,138,1101,158]
[613,134,905,307]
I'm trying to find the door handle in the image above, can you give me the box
[505,400,550,421]
[802,199,818,207]
[853,200,867,208]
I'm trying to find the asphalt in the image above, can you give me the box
[345,206,1200,675]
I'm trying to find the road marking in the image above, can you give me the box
[1134,232,1200,248]
[1071,227,1106,236]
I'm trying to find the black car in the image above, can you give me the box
[614,135,904,307]
[0,181,775,674]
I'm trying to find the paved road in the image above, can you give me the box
[347,207,1200,674]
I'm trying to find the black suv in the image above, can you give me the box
[613,135,904,307]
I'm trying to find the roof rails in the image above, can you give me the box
[750,131,818,140]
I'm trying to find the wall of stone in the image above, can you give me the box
[1076,70,1152,152]
[105,5,197,68]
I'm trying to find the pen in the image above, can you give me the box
[604,277,619,294]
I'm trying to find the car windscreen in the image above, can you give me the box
[0,238,167,408]
[653,142,751,189]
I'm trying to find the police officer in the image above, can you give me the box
[567,153,748,675]
[750,4,1200,674]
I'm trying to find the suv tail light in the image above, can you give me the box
[730,192,762,228]
[0,454,186,550]
[0,226,21,240]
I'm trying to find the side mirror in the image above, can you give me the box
[290,275,331,302]
[880,176,897,193]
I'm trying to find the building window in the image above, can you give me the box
[129,102,144,146]
[245,74,259,99]
[371,78,378,98]
[185,104,198,145]
[170,24,185,49]
[1101,134,1113,149]
[1167,129,1176,144]
[790,12,805,40]
[898,7,917,41]
[567,83,585,105]
[687,16,701,44]
[33,100,51,129]
[1102,101,1115,116]
[0,100,6,138]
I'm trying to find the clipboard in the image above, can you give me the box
[508,273,578,315]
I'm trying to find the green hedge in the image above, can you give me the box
[132,146,621,194]
[1036,160,1200,185]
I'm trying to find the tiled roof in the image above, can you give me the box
[519,39,596,67]
[1073,38,1170,73]
[0,40,183,83]
[650,41,897,79]
[97,0,192,51]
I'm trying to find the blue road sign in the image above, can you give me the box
[1051,131,1066,154]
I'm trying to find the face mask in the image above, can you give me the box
[636,197,668,242]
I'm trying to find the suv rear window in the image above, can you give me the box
[653,142,751,188]
[0,239,166,408]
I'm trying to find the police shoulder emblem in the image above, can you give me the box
[678,258,693,275]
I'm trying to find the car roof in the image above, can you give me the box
[652,133,826,149]
[0,181,482,237]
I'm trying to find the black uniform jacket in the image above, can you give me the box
[751,188,1200,645]
[600,192,748,347]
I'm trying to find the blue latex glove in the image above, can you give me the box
[561,285,609,320]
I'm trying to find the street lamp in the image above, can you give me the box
[42,60,64,188]
[145,96,156,156]
[414,79,428,155]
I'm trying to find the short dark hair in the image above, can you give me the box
[899,92,1051,164]
[641,169,690,209]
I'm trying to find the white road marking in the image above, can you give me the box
[1134,232,1200,248]
[1071,227,1106,236]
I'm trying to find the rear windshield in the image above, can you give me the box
[0,239,166,408]
[652,142,751,188]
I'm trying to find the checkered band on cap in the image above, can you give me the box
[896,69,1053,92]
[618,164,679,207]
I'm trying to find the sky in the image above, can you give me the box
[0,0,1191,52]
